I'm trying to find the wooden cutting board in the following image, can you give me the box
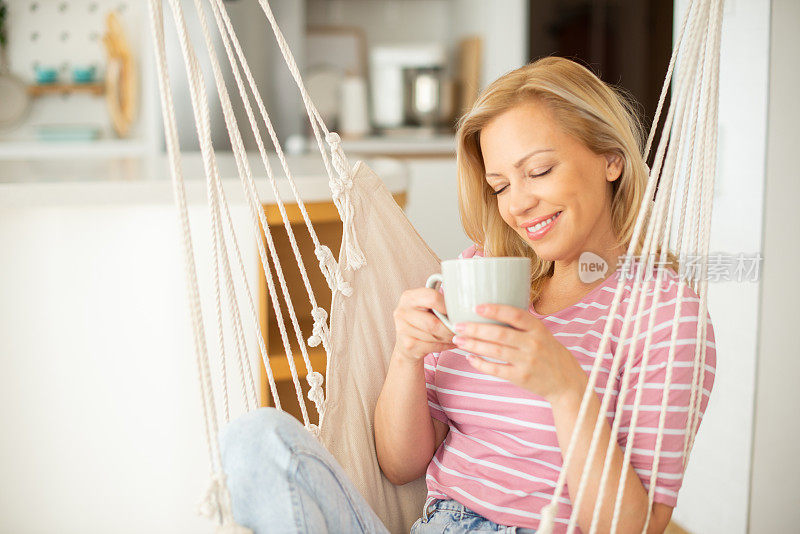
[457,36,482,116]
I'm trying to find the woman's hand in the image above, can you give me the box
[392,288,458,364]
[451,303,585,403]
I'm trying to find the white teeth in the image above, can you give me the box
[528,212,560,232]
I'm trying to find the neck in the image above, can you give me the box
[546,228,626,294]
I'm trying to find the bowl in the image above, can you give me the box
[72,66,97,84]
[34,66,58,84]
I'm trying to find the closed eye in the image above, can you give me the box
[489,167,553,196]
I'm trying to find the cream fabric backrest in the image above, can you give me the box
[319,160,440,534]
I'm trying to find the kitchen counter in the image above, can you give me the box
[0,151,408,208]
[333,133,456,156]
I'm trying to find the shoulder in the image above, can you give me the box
[624,266,717,365]
[457,243,485,259]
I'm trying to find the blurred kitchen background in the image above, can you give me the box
[1,0,798,533]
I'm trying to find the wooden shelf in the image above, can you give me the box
[262,347,328,385]
[257,193,407,425]
[27,83,105,97]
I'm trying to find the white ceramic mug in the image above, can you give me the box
[425,256,531,364]
[425,256,531,334]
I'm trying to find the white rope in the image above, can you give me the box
[669,1,715,480]
[574,1,715,529]
[209,0,354,297]
[146,1,247,532]
[211,161,231,422]
[600,31,708,533]
[215,177,260,412]
[197,471,253,534]
[147,0,218,475]
[537,0,722,532]
[685,0,723,465]
[190,0,320,429]
[606,7,715,531]
[163,0,253,528]
[206,0,349,421]
[254,0,366,272]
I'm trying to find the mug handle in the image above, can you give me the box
[425,273,457,334]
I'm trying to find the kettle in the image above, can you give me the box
[402,66,455,129]
[369,43,449,131]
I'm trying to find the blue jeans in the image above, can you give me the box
[219,407,536,533]
[412,498,537,533]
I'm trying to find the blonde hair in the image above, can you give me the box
[455,56,678,304]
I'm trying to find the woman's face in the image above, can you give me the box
[479,101,623,265]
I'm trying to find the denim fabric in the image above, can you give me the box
[410,497,537,533]
[219,407,537,533]
[219,407,390,533]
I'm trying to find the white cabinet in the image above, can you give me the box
[403,157,473,261]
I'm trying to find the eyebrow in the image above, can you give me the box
[485,148,555,177]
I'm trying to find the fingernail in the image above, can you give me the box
[454,323,466,333]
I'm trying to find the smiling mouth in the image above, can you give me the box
[524,211,562,233]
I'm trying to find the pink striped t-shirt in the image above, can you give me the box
[423,244,716,532]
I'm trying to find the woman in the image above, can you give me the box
[219,57,716,534]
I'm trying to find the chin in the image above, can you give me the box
[517,231,559,260]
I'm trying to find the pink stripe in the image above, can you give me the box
[421,244,716,530]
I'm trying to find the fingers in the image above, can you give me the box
[393,288,458,361]
[464,353,514,380]
[402,313,453,343]
[456,322,520,348]
[475,303,534,331]
[452,336,517,364]
[398,289,452,340]
[396,321,456,360]
[402,287,448,316]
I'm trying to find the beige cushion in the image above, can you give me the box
[319,160,439,534]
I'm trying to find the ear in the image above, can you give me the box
[604,153,624,182]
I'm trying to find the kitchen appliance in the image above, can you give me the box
[403,65,455,129]
[369,43,449,131]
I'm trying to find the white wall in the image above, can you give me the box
[306,0,528,91]
[450,0,529,87]
[749,0,800,531]
[670,0,770,533]
[1,0,148,141]
[404,158,472,261]
[0,204,261,533]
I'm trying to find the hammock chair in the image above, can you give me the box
[145,0,722,531]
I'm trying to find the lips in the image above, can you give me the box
[524,210,562,239]
[522,211,562,229]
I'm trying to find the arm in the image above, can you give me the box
[550,372,673,534]
[374,351,449,485]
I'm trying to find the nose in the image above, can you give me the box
[506,187,539,218]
